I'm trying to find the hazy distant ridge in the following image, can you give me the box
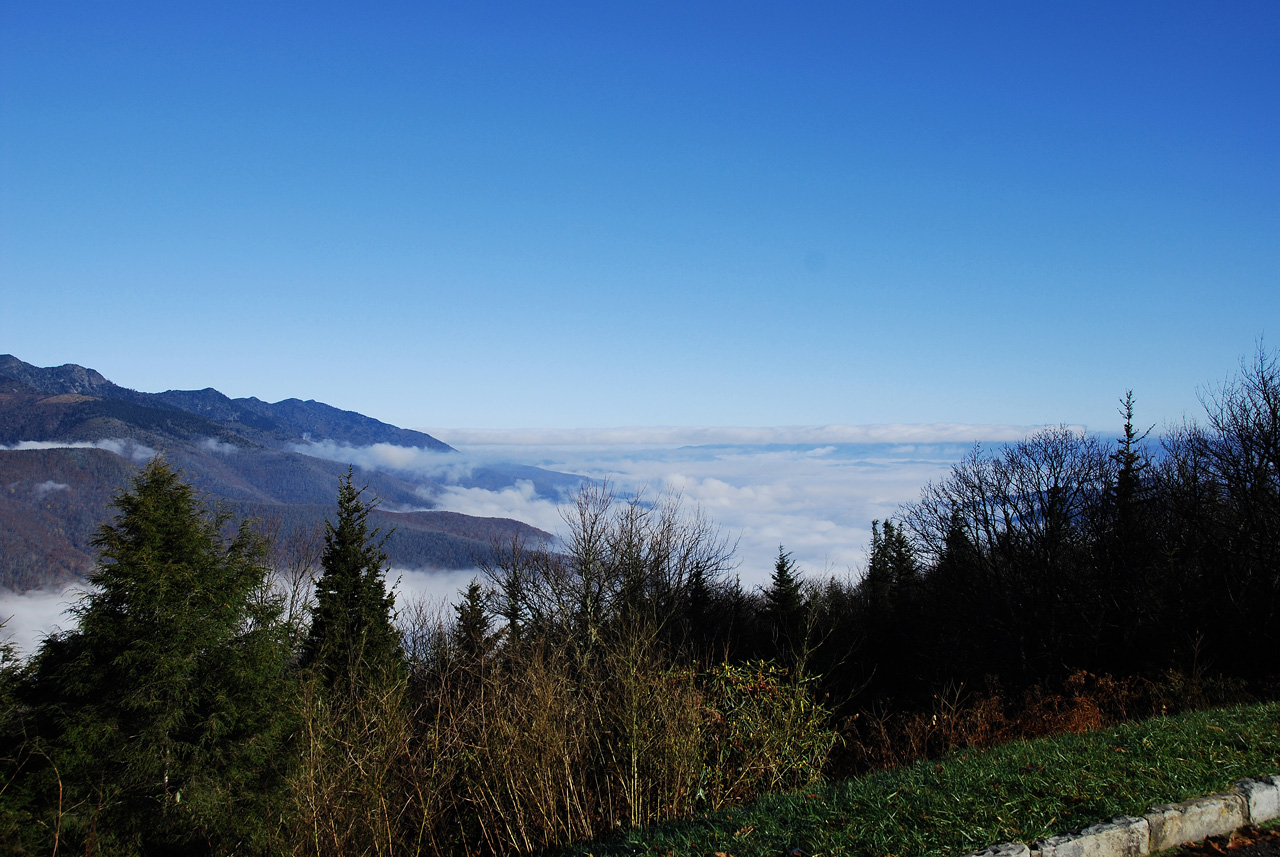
[0,355,568,591]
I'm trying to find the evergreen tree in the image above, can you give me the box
[764,546,805,661]
[862,521,894,616]
[1100,391,1160,671]
[0,628,31,848]
[683,562,714,656]
[1112,391,1151,519]
[719,574,752,661]
[496,566,525,648]
[921,511,993,684]
[860,519,923,701]
[19,459,293,855]
[303,468,403,693]
[884,520,920,604]
[453,577,493,660]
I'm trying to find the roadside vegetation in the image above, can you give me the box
[0,345,1277,855]
[558,700,1280,857]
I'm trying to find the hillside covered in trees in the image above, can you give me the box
[0,355,577,588]
[1,347,1277,855]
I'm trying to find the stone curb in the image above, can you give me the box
[962,775,1280,857]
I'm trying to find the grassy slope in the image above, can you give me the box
[560,701,1280,857]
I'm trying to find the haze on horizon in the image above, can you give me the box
[2,2,1275,434]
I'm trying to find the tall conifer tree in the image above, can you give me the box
[20,459,292,854]
[453,577,493,660]
[764,546,805,661]
[303,468,403,693]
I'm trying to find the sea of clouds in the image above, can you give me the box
[3,424,1043,657]
[421,425,1042,582]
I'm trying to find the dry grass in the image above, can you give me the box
[274,615,835,857]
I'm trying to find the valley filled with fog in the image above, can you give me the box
[427,428,1020,582]
[1,427,1033,655]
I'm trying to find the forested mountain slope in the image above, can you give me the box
[0,356,569,589]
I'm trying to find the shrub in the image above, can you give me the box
[698,661,836,809]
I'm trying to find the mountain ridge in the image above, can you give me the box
[0,354,454,452]
[0,355,576,591]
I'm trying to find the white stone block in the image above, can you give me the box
[1033,816,1150,857]
[1235,776,1280,824]
[1144,794,1247,852]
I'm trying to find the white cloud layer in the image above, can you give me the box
[0,571,483,661]
[429,480,568,534]
[392,568,487,611]
[198,437,239,455]
[0,585,85,658]
[290,429,1024,587]
[291,439,475,483]
[1,439,157,463]
[424,424,1052,447]
[424,432,995,588]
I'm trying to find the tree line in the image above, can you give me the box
[797,347,1280,715]
[0,347,1277,855]
[548,349,1279,714]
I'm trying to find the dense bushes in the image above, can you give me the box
[273,552,837,855]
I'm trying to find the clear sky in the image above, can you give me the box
[3,2,1276,433]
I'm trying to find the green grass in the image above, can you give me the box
[555,701,1280,857]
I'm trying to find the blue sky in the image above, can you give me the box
[3,1,1276,432]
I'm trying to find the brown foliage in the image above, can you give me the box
[274,609,835,857]
[833,669,1245,776]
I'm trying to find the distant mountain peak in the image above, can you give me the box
[0,354,455,453]
[0,354,115,397]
